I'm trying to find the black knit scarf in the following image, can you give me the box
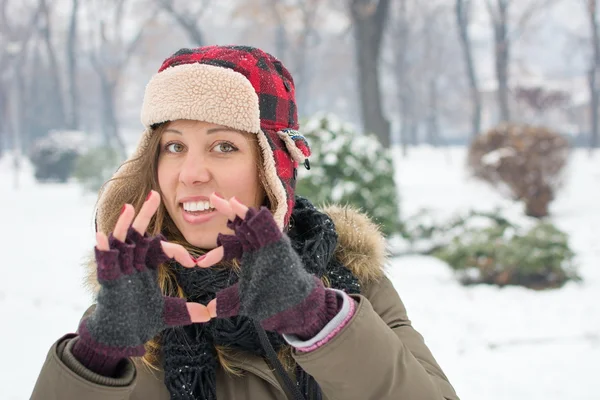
[161,196,361,400]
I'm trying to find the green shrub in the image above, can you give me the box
[430,211,579,290]
[296,114,401,236]
[73,146,122,193]
[29,130,86,183]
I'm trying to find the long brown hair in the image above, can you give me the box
[97,122,287,373]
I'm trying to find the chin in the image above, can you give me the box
[183,231,219,250]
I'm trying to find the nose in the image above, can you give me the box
[179,152,212,186]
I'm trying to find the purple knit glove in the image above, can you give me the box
[73,227,193,376]
[216,230,243,261]
[215,207,342,340]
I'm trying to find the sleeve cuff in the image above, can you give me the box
[283,289,356,352]
[61,336,136,387]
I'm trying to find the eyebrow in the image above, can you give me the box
[163,127,243,135]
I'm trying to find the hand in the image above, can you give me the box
[78,191,211,359]
[200,195,326,338]
[194,193,254,269]
[194,194,278,318]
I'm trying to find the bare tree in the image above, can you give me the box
[394,0,412,155]
[38,0,67,129]
[486,0,511,123]
[421,4,451,148]
[485,0,560,124]
[232,0,323,115]
[0,0,43,155]
[456,0,481,137]
[273,0,321,113]
[585,0,600,152]
[84,0,158,158]
[269,0,289,62]
[349,0,391,146]
[157,0,210,46]
[66,0,80,129]
[515,85,570,124]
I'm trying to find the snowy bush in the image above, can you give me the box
[73,146,122,193]
[428,211,579,290]
[29,130,87,183]
[467,124,570,218]
[296,114,401,236]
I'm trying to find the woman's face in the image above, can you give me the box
[158,119,264,249]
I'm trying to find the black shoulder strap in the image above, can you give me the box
[253,321,306,400]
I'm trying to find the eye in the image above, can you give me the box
[164,142,185,153]
[213,141,238,153]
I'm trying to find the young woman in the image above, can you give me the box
[31,45,459,400]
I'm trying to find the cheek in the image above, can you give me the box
[157,161,177,200]
[220,162,263,207]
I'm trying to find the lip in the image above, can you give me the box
[178,195,211,204]
[181,207,218,225]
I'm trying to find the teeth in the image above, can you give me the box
[183,200,214,212]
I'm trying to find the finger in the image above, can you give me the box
[229,197,249,220]
[186,303,212,323]
[96,231,110,252]
[113,204,135,242]
[132,190,160,235]
[207,299,217,319]
[210,192,235,221]
[161,241,196,268]
[196,246,224,268]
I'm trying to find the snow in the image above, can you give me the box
[481,147,517,166]
[1,146,599,399]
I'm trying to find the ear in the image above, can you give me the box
[277,129,311,170]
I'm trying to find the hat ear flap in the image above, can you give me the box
[277,129,311,170]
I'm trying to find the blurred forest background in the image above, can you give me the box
[1,0,598,156]
[2,3,600,398]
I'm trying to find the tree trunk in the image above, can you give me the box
[271,1,287,63]
[39,0,66,128]
[66,0,79,130]
[524,185,552,218]
[589,68,599,152]
[19,42,34,151]
[159,0,205,45]
[293,0,319,115]
[396,0,410,156]
[350,0,391,146]
[588,0,600,152]
[400,94,411,156]
[409,123,419,146]
[426,79,439,146]
[493,1,511,123]
[456,0,482,137]
[99,76,126,159]
[10,79,22,188]
[0,81,7,157]
[180,22,204,46]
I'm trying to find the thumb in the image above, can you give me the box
[207,299,217,319]
[214,284,241,319]
[186,302,212,323]
[162,296,210,326]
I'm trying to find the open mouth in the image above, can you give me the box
[180,199,217,224]
[181,199,215,214]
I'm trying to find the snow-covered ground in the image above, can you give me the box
[1,146,598,400]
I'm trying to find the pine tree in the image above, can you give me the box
[297,114,401,236]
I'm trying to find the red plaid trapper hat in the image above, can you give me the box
[138,45,311,229]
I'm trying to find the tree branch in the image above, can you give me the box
[119,8,159,69]
[513,0,559,39]
[374,0,391,47]
[485,0,498,23]
[158,0,208,45]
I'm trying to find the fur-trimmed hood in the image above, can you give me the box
[85,204,387,294]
